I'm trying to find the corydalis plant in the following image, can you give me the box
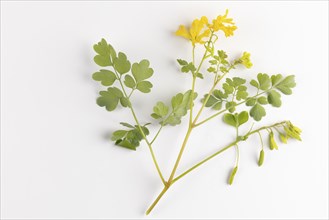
[92,10,302,214]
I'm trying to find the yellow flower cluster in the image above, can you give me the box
[175,10,237,46]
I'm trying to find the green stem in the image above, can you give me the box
[146,185,169,215]
[150,125,163,145]
[114,70,166,185]
[167,35,214,183]
[167,127,193,182]
[172,121,287,183]
[192,64,234,126]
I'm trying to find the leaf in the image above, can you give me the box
[246,98,256,106]
[132,59,154,82]
[258,150,264,166]
[236,90,248,101]
[213,90,228,99]
[93,38,116,67]
[228,166,238,185]
[111,130,127,141]
[115,139,137,150]
[257,96,268,105]
[250,79,259,89]
[238,111,249,126]
[267,90,282,107]
[92,69,117,86]
[136,81,153,93]
[124,75,136,88]
[207,67,216,73]
[257,73,271,90]
[250,103,266,121]
[120,122,135,128]
[275,75,296,95]
[164,115,181,125]
[177,59,188,66]
[226,101,236,113]
[120,97,130,107]
[163,90,197,126]
[212,102,222,110]
[196,72,204,79]
[232,77,246,87]
[152,102,169,118]
[223,113,237,127]
[271,74,283,86]
[181,62,196,73]
[112,124,150,151]
[223,83,234,94]
[114,52,131,74]
[96,87,123,111]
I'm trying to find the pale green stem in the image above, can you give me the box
[172,121,287,183]
[150,125,163,145]
[114,70,166,185]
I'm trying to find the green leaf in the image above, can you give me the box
[223,83,234,94]
[257,73,271,90]
[238,111,249,126]
[163,90,197,126]
[250,79,259,89]
[152,102,169,118]
[226,101,236,113]
[114,52,131,74]
[111,130,127,141]
[120,122,134,128]
[250,103,266,121]
[181,62,196,73]
[124,75,136,88]
[209,60,218,65]
[120,97,130,107]
[172,93,183,110]
[164,115,181,126]
[212,102,222,110]
[214,90,228,99]
[136,81,153,93]
[132,59,154,82]
[232,77,246,87]
[223,113,237,127]
[271,74,283,86]
[267,90,282,107]
[177,59,188,66]
[236,90,248,101]
[92,69,117,86]
[246,98,256,106]
[257,96,268,105]
[115,139,137,150]
[93,38,116,67]
[196,72,204,79]
[96,87,123,111]
[207,67,216,73]
[204,95,219,107]
[275,75,296,95]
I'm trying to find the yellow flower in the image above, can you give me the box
[175,16,210,46]
[240,52,253,68]
[210,10,237,37]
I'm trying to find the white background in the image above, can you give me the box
[1,1,328,219]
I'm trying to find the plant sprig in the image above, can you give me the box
[91,9,302,215]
